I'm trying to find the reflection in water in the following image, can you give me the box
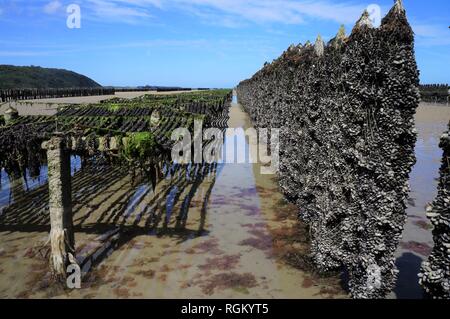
[394,253,426,299]
[0,156,82,214]
[0,170,10,213]
[1,100,446,299]
[408,124,444,213]
[0,159,222,260]
[0,98,348,299]
[123,184,151,219]
[393,118,449,299]
[232,94,238,104]
[166,186,179,224]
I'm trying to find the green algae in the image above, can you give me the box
[122,132,157,161]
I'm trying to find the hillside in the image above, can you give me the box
[0,65,101,89]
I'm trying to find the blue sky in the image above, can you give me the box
[0,0,449,88]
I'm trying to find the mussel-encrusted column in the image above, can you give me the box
[341,1,420,299]
[42,135,77,280]
[237,0,420,299]
[419,123,450,299]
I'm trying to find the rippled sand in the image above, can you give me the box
[0,100,448,299]
[0,100,345,299]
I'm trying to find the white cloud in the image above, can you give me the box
[79,0,365,26]
[44,1,63,14]
[86,0,154,22]
[0,36,278,59]
[413,23,450,47]
[0,50,53,57]
[171,0,364,25]
[414,24,444,38]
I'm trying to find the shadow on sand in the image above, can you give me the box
[0,161,224,276]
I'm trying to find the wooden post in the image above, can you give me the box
[4,105,19,125]
[42,135,77,281]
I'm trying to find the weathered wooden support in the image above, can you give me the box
[42,135,77,281]
[71,136,120,152]
[4,105,19,125]
[237,0,420,298]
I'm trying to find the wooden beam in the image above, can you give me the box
[70,136,122,152]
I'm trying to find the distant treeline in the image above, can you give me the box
[0,88,115,103]
[0,65,101,90]
[420,84,449,103]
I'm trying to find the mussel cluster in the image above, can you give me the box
[419,123,450,299]
[237,0,420,298]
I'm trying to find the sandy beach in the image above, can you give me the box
[0,97,345,299]
[0,98,448,299]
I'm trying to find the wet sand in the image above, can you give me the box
[391,102,450,299]
[0,99,345,299]
[0,100,448,299]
